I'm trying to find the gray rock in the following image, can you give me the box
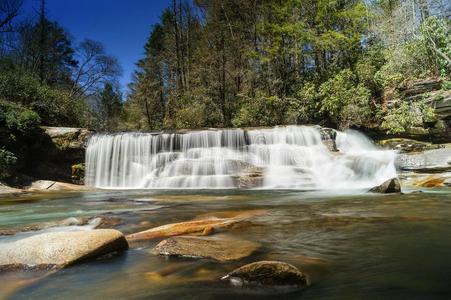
[0,229,128,270]
[396,148,451,173]
[221,261,309,288]
[151,235,260,261]
[369,178,401,193]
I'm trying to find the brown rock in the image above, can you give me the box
[415,175,446,187]
[151,235,260,261]
[369,178,401,193]
[0,229,128,270]
[127,209,266,242]
[221,261,308,288]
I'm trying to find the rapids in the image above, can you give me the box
[85,126,396,190]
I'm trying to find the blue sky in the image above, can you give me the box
[22,0,171,92]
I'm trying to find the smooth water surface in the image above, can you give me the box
[1,187,451,299]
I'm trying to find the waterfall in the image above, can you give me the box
[85,126,396,190]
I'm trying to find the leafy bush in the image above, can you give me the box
[0,148,17,180]
[232,92,287,127]
[0,99,41,134]
[0,70,87,127]
[381,100,435,134]
[319,69,371,130]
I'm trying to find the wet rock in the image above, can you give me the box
[127,209,266,242]
[0,217,94,236]
[0,229,128,270]
[151,235,260,261]
[27,180,91,192]
[415,175,447,187]
[317,126,338,152]
[232,173,264,189]
[221,261,308,289]
[369,178,401,193]
[378,138,443,153]
[71,163,85,185]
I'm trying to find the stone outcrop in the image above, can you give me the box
[10,127,93,186]
[221,261,308,288]
[369,178,401,193]
[396,148,451,173]
[151,235,260,261]
[0,229,128,270]
[378,138,444,153]
[127,209,266,242]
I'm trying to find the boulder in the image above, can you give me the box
[151,235,260,261]
[369,178,401,193]
[221,261,308,288]
[127,209,266,242]
[317,126,338,152]
[27,180,91,192]
[0,229,128,270]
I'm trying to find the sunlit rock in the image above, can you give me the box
[127,209,266,242]
[0,229,128,270]
[151,235,260,261]
[27,180,91,192]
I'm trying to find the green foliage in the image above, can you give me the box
[319,69,371,130]
[0,99,41,134]
[381,100,436,134]
[0,148,17,180]
[0,70,86,126]
[375,39,433,87]
[232,92,287,127]
[420,17,451,76]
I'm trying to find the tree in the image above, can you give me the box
[18,18,77,86]
[71,39,121,98]
[0,0,22,33]
[97,82,122,130]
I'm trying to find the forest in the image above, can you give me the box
[0,0,450,180]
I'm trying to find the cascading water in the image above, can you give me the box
[85,126,396,190]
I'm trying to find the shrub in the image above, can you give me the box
[0,99,41,134]
[0,148,17,180]
[0,70,87,127]
[319,69,372,130]
[232,92,287,127]
[381,100,435,134]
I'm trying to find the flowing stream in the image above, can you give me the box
[2,126,450,299]
[86,126,396,190]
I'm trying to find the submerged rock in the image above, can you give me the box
[127,209,266,242]
[151,235,260,261]
[415,175,447,187]
[221,261,308,289]
[369,178,401,193]
[0,229,128,270]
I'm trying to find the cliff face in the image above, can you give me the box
[14,127,92,186]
